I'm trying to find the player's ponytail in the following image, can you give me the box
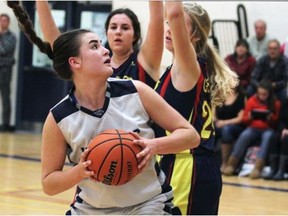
[204,43,239,107]
[183,2,239,107]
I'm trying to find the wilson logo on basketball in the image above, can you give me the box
[127,162,133,179]
[103,161,118,185]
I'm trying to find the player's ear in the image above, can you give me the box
[68,57,81,69]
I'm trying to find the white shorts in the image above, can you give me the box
[67,193,177,215]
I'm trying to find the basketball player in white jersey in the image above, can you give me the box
[7,2,200,214]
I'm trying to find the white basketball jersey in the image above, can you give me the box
[50,78,173,208]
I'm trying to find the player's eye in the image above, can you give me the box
[109,25,117,30]
[91,43,98,49]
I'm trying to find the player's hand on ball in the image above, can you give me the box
[78,148,96,180]
[129,132,153,171]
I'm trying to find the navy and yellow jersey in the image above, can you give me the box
[153,57,216,153]
[111,50,156,89]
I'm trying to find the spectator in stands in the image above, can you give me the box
[0,13,16,132]
[247,19,271,60]
[247,39,288,101]
[225,38,256,95]
[222,80,281,179]
[214,85,246,172]
[264,96,288,180]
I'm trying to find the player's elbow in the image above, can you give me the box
[185,126,200,149]
[42,180,58,196]
[166,4,184,21]
[192,129,201,149]
[42,185,56,196]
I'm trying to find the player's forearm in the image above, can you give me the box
[152,127,200,155]
[139,1,164,80]
[42,166,84,196]
[35,0,60,46]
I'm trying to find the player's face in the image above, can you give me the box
[73,33,112,78]
[164,12,193,53]
[107,14,135,55]
[164,20,173,52]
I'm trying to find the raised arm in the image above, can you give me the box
[35,0,60,46]
[165,1,200,91]
[137,1,164,81]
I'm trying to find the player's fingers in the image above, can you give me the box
[84,169,94,176]
[136,145,151,158]
[80,148,90,162]
[133,139,147,149]
[83,159,92,168]
[129,131,141,140]
[137,155,151,170]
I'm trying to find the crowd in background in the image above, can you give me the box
[215,19,288,180]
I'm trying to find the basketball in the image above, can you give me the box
[87,129,142,186]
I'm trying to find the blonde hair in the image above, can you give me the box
[183,3,239,107]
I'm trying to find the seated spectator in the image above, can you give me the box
[264,96,288,180]
[222,80,281,179]
[247,39,288,102]
[247,19,271,61]
[225,39,256,95]
[214,85,246,172]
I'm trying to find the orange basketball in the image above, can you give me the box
[87,129,142,186]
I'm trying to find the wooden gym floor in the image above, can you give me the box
[0,132,288,215]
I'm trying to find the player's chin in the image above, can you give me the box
[105,67,113,76]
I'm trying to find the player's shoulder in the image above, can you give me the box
[50,95,78,123]
[108,78,138,97]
